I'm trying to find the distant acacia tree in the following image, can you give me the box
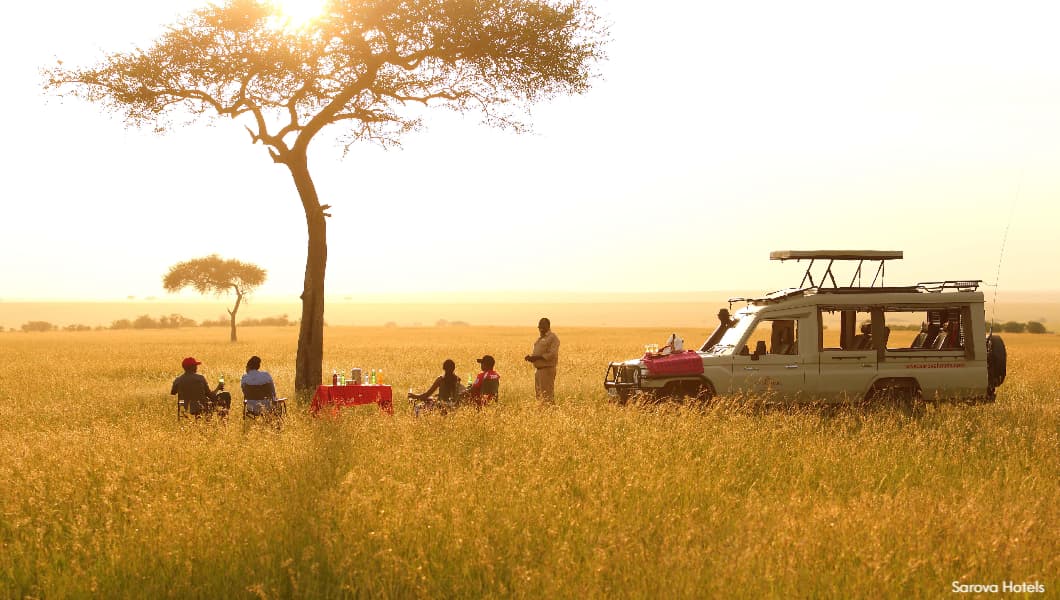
[163,255,266,342]
[45,0,606,392]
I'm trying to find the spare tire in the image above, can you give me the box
[987,334,1007,388]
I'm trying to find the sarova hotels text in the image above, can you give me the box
[951,580,1045,593]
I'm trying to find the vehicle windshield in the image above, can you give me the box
[705,313,756,355]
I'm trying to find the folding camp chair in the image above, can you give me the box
[242,383,287,432]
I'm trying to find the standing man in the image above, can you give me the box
[524,317,560,402]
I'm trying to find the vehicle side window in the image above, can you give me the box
[884,308,965,351]
[739,319,799,356]
[818,308,872,351]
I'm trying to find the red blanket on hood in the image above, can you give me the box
[642,351,704,377]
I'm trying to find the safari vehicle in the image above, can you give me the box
[604,251,1008,406]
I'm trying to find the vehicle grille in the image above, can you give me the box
[615,364,639,384]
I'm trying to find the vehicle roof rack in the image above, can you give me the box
[770,250,904,261]
[917,280,981,293]
[770,249,903,289]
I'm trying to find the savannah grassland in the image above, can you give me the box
[0,326,1057,599]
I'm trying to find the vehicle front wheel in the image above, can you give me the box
[661,380,714,404]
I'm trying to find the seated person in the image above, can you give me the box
[465,355,501,408]
[923,322,942,348]
[171,356,222,418]
[770,323,795,355]
[241,355,278,415]
[408,359,463,415]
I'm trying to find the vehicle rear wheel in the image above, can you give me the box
[986,334,1007,401]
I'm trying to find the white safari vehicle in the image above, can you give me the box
[604,251,1008,406]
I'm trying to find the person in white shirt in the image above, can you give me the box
[240,355,277,414]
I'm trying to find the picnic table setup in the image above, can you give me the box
[310,368,394,416]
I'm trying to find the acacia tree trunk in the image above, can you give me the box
[227,288,243,343]
[287,152,326,395]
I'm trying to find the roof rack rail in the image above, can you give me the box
[916,280,981,293]
[728,287,808,307]
[770,250,904,261]
[770,250,903,289]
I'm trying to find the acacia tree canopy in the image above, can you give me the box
[45,0,605,150]
[45,0,607,392]
[163,254,267,342]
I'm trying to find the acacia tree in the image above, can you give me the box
[163,254,267,342]
[45,0,606,393]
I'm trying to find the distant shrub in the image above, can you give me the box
[121,314,198,329]
[160,314,196,328]
[21,321,56,332]
[384,321,398,328]
[110,319,132,330]
[436,319,471,327]
[200,316,228,327]
[238,314,292,327]
[1001,321,1026,334]
[63,324,93,332]
[1027,321,1048,334]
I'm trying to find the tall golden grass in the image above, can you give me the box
[0,327,1056,598]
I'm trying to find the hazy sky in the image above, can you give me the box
[3,0,1060,301]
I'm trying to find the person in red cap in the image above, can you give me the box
[465,355,500,408]
[171,356,223,418]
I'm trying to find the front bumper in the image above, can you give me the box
[604,362,644,398]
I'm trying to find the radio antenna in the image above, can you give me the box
[991,175,1021,331]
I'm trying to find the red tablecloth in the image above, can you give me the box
[311,384,393,415]
[642,351,704,377]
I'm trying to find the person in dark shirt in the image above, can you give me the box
[171,356,222,417]
[408,359,463,415]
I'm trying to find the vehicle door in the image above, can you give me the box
[816,307,877,402]
[730,317,809,401]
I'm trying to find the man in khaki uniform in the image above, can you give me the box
[524,317,560,402]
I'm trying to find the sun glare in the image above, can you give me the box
[268,0,328,30]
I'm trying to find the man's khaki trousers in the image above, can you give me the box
[535,366,557,402]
